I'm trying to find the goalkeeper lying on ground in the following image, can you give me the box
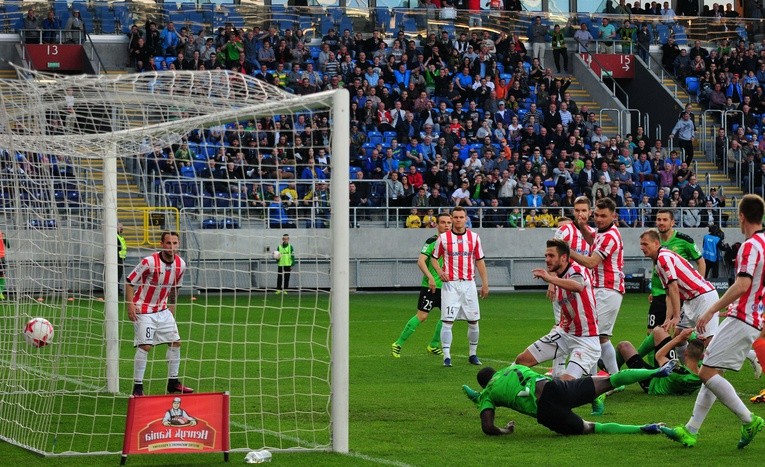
[463,360,677,436]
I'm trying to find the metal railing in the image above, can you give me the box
[137,173,740,229]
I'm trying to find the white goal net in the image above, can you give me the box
[0,69,349,456]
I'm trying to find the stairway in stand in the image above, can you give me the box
[76,157,150,245]
[659,75,743,200]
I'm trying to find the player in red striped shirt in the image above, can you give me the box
[569,197,624,378]
[516,239,601,381]
[431,206,489,368]
[126,231,193,397]
[639,229,719,340]
[662,194,765,448]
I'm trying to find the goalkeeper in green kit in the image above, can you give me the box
[392,213,452,358]
[463,360,677,436]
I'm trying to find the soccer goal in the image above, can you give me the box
[0,69,349,456]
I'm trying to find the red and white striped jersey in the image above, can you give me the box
[592,224,625,293]
[432,229,485,281]
[726,232,765,330]
[554,222,594,257]
[654,248,715,300]
[557,262,599,337]
[127,252,186,314]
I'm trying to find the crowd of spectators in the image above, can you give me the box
[110,7,763,229]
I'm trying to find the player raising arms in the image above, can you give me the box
[392,212,452,358]
[639,229,719,341]
[647,210,705,334]
[515,239,600,384]
[462,360,677,437]
[126,231,193,397]
[569,197,624,377]
[662,194,765,449]
[431,206,489,368]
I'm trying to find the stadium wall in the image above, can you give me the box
[0,227,738,293]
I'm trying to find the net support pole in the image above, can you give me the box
[103,144,120,393]
[330,89,350,453]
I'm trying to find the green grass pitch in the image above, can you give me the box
[2,292,765,466]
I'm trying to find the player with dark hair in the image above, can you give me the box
[646,209,705,334]
[392,212,452,358]
[569,198,624,381]
[431,206,489,367]
[548,196,594,375]
[617,327,703,396]
[662,194,765,448]
[127,231,193,396]
[515,239,600,384]
[462,359,677,437]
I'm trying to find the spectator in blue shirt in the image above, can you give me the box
[159,21,180,56]
[618,195,639,227]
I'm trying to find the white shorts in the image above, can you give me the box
[527,326,601,377]
[678,290,720,339]
[703,317,761,371]
[134,309,180,346]
[440,280,480,322]
[594,288,623,336]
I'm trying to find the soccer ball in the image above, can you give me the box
[24,318,54,348]
[272,250,281,260]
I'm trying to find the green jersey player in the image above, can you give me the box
[463,361,677,436]
[617,327,703,396]
[392,213,452,358]
[647,210,704,331]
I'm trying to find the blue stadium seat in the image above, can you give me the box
[367,131,383,146]
[642,181,658,198]
[180,166,195,178]
[685,77,700,102]
[202,218,218,229]
[219,218,240,229]
[215,192,231,207]
[382,131,397,145]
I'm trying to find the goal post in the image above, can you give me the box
[0,69,349,456]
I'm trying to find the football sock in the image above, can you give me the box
[134,348,148,383]
[594,422,644,434]
[167,346,181,379]
[636,333,655,357]
[610,367,659,387]
[429,320,442,348]
[467,322,479,356]
[753,339,765,365]
[0,277,5,293]
[704,374,752,424]
[600,341,619,375]
[440,321,453,360]
[395,315,421,346]
[687,384,717,434]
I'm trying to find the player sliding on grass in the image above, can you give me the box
[617,327,703,396]
[661,194,765,449]
[392,212,452,358]
[462,360,677,436]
